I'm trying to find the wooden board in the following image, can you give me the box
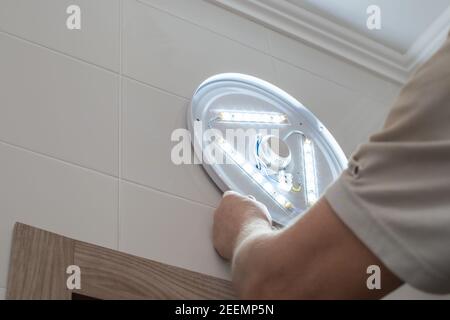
[6,223,235,300]
[74,241,234,299]
[6,223,74,299]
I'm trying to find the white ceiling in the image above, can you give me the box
[288,0,450,54]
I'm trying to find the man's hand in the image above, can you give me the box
[213,191,272,260]
[212,195,402,299]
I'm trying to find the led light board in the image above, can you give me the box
[187,73,347,226]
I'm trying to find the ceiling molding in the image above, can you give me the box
[210,0,450,84]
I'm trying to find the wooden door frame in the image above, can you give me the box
[6,223,235,300]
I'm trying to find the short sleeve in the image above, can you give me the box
[325,35,450,294]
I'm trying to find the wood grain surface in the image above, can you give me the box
[6,223,74,299]
[6,223,235,300]
[74,241,235,299]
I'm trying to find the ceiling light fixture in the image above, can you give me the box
[218,111,289,124]
[188,73,347,226]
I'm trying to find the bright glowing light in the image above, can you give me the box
[233,153,246,166]
[263,182,275,193]
[217,139,295,212]
[277,171,293,192]
[303,139,318,206]
[218,111,288,124]
[253,172,265,184]
[221,141,233,153]
[275,194,285,204]
[243,163,255,174]
[273,194,293,209]
[259,135,291,171]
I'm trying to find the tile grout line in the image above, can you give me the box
[0,2,394,216]
[0,138,216,211]
[266,28,279,85]
[123,74,188,101]
[135,0,270,54]
[135,0,398,104]
[0,5,390,204]
[0,29,187,101]
[0,138,118,180]
[120,178,217,210]
[269,54,395,105]
[0,14,394,105]
[263,26,394,106]
[0,28,119,76]
[117,0,123,251]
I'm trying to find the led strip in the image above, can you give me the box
[218,111,288,124]
[217,138,294,211]
[303,138,318,206]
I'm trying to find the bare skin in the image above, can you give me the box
[213,191,403,299]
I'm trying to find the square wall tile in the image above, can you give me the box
[0,0,120,71]
[122,78,222,207]
[337,98,390,153]
[119,181,231,280]
[0,33,119,176]
[273,60,368,156]
[0,143,118,288]
[123,0,275,98]
[268,30,401,105]
[138,0,270,52]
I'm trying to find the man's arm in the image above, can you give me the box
[213,192,403,299]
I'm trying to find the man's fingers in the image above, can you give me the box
[223,190,239,198]
[221,191,271,224]
[223,191,257,201]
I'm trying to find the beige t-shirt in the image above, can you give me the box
[325,33,450,294]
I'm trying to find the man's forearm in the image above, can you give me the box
[231,219,276,298]
[230,221,320,299]
[230,199,402,299]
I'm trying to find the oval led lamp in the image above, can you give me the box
[187,73,347,226]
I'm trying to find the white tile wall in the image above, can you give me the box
[0,0,120,71]
[273,60,392,154]
[268,30,401,105]
[273,60,366,155]
[0,0,440,299]
[0,33,119,176]
[122,0,276,98]
[138,0,270,52]
[0,142,117,288]
[0,288,5,300]
[338,98,390,151]
[122,78,222,206]
[119,181,230,280]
